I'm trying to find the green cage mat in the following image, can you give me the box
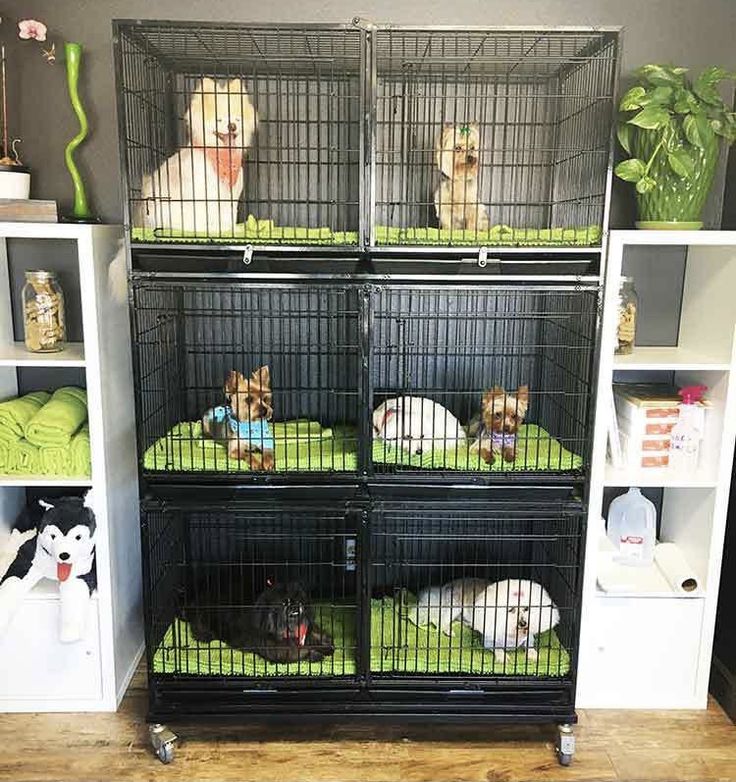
[152,596,570,678]
[142,420,582,473]
[131,219,600,248]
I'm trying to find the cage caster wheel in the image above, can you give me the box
[555,723,575,766]
[150,723,178,764]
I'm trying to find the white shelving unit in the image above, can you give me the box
[0,223,142,712]
[577,231,736,710]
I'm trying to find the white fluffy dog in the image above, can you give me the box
[141,77,257,235]
[412,578,560,663]
[372,396,466,456]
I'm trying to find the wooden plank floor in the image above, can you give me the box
[2,665,736,782]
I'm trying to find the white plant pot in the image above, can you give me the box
[0,165,31,199]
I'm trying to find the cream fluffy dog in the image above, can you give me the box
[412,578,560,663]
[434,122,490,232]
[141,77,257,235]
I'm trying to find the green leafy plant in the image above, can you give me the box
[615,64,736,194]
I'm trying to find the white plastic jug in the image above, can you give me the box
[606,487,656,567]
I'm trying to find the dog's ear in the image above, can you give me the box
[516,385,529,417]
[38,499,54,512]
[469,121,480,132]
[227,78,243,93]
[224,370,246,395]
[251,365,270,389]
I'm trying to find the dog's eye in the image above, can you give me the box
[455,145,462,152]
[494,412,502,419]
[509,607,517,614]
[244,395,252,404]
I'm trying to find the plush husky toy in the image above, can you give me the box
[0,492,97,643]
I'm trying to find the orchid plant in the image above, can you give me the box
[0,17,55,166]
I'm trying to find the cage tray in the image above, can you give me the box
[130,221,601,248]
[143,420,359,473]
[152,597,569,677]
[373,224,602,247]
[372,424,583,472]
[131,216,359,245]
[143,421,582,474]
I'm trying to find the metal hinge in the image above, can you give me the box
[242,244,253,265]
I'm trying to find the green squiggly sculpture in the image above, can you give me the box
[64,42,93,220]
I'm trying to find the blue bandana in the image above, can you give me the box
[490,431,516,450]
[210,405,274,451]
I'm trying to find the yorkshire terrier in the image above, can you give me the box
[469,385,529,464]
[202,365,275,470]
[434,122,490,232]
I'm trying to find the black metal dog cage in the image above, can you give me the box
[114,21,619,252]
[116,19,619,766]
[370,28,619,249]
[143,491,584,722]
[114,22,364,246]
[131,278,598,484]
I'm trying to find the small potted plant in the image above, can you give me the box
[0,18,55,200]
[615,64,736,229]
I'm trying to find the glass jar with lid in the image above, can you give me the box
[22,270,67,353]
[616,276,638,355]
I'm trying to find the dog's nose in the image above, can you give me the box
[227,122,237,133]
[58,552,70,561]
[466,154,476,164]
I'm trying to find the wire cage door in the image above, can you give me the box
[369,282,599,480]
[369,497,585,687]
[114,22,365,247]
[370,27,620,249]
[131,278,364,481]
[142,497,363,684]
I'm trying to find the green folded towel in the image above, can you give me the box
[0,391,51,444]
[143,419,356,473]
[0,438,40,475]
[132,215,359,246]
[70,425,91,476]
[38,445,71,476]
[25,387,87,448]
[374,224,601,247]
[372,424,583,472]
[152,595,569,678]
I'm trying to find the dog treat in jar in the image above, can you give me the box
[616,276,638,355]
[22,270,67,353]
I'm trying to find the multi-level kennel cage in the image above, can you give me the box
[114,19,620,766]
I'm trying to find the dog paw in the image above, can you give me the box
[526,647,538,662]
[480,447,495,465]
[502,446,516,463]
[260,451,275,471]
[493,649,506,665]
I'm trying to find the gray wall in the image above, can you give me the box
[2,0,736,225]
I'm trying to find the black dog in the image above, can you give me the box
[184,579,334,664]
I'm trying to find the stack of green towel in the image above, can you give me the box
[0,387,91,477]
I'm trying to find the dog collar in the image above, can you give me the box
[212,405,274,451]
[490,431,516,449]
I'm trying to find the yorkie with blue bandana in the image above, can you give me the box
[202,366,275,470]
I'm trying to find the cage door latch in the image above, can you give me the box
[478,246,489,268]
[242,245,254,266]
